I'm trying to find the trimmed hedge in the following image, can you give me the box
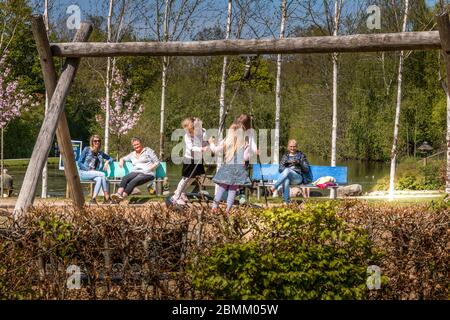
[0,200,448,299]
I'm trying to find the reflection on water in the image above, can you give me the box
[5,157,390,197]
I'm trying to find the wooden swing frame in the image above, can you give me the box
[13,13,450,215]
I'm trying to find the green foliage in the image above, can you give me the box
[2,1,446,164]
[37,216,75,260]
[375,158,445,191]
[190,202,381,299]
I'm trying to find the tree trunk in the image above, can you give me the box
[41,0,49,198]
[446,91,450,194]
[389,0,410,201]
[41,95,49,198]
[331,0,343,167]
[274,0,287,164]
[159,57,168,159]
[436,12,450,195]
[159,0,170,160]
[330,0,343,199]
[218,0,232,136]
[105,0,114,154]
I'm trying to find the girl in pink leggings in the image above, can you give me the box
[209,123,252,212]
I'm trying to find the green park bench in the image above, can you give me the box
[80,161,167,197]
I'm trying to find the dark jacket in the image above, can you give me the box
[78,147,113,171]
[279,151,312,183]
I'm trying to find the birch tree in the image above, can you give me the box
[388,0,410,201]
[218,0,233,138]
[274,0,287,164]
[41,0,50,198]
[104,0,114,154]
[142,0,205,159]
[331,0,343,170]
[103,0,129,154]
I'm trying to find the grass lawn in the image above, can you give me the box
[2,157,59,167]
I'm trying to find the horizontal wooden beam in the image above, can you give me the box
[50,31,442,58]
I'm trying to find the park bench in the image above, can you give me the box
[251,164,348,200]
[80,161,167,196]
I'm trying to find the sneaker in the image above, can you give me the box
[89,198,98,205]
[111,193,123,203]
[180,193,189,202]
[103,199,117,205]
[176,198,186,206]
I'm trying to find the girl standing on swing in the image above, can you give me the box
[170,117,208,205]
[209,122,252,212]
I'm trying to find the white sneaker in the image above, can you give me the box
[176,198,186,205]
[111,193,124,202]
[180,193,189,202]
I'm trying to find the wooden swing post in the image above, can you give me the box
[14,18,92,216]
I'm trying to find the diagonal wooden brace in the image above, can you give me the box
[14,17,93,216]
[436,12,450,195]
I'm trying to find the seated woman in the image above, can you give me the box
[270,139,312,203]
[111,137,160,203]
[1,169,14,197]
[78,135,114,204]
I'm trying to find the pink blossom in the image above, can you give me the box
[98,69,143,137]
[0,52,36,129]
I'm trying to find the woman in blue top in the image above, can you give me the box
[78,135,114,204]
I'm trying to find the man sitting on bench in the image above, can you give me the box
[1,168,13,197]
[111,137,160,203]
[270,139,312,203]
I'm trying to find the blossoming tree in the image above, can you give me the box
[0,52,35,197]
[97,69,143,158]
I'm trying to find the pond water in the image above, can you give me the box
[4,156,391,198]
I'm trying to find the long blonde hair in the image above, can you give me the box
[89,134,101,152]
[224,123,245,163]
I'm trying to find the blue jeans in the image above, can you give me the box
[274,168,303,203]
[79,170,109,198]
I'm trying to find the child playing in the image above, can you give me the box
[170,117,208,205]
[209,123,252,212]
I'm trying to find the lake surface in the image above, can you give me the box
[4,157,390,198]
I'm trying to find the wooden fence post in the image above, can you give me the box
[14,21,93,216]
[437,13,450,195]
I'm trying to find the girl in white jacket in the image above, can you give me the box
[170,117,208,205]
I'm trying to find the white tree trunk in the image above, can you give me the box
[331,0,343,168]
[159,0,170,159]
[389,0,410,201]
[41,95,49,198]
[216,0,233,180]
[330,0,343,199]
[218,0,232,134]
[274,0,287,164]
[160,56,168,159]
[104,0,114,154]
[41,0,50,198]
